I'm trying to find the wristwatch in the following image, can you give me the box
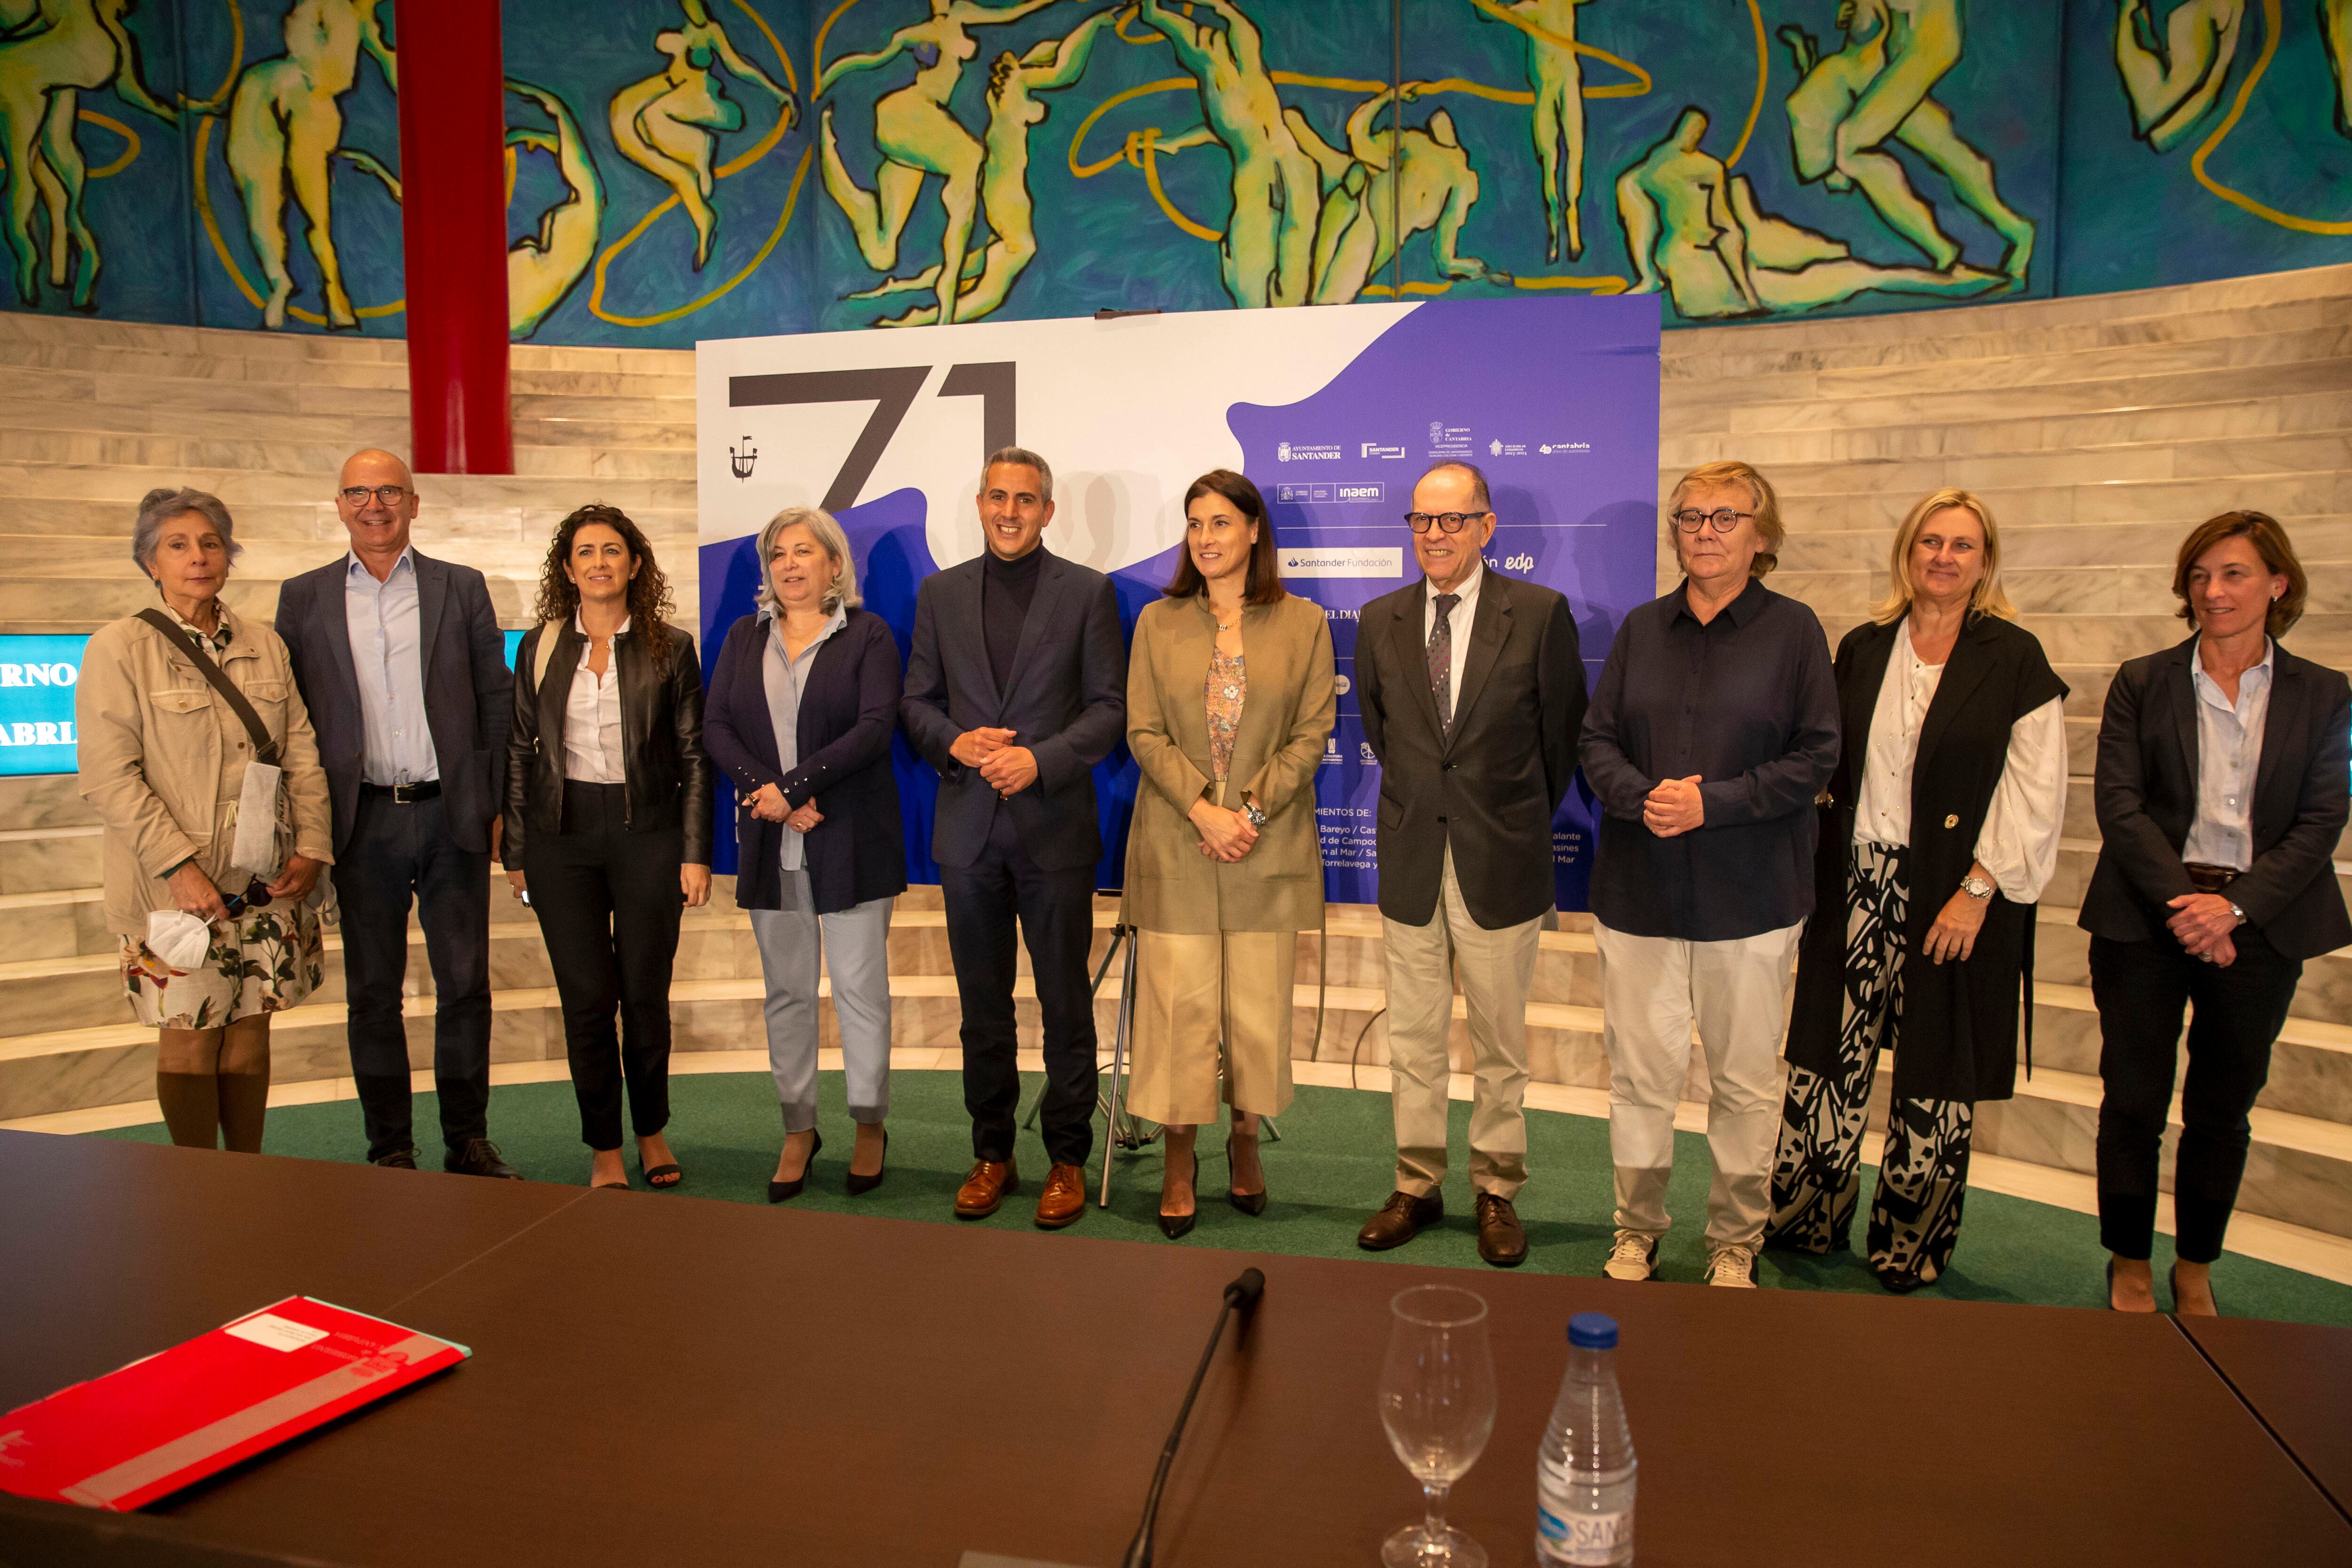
[1243,800,1267,829]
[1959,874,1995,900]
[2227,900,2247,925]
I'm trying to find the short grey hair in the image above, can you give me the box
[755,506,861,614]
[1417,460,1492,512]
[132,487,241,576]
[977,445,1053,503]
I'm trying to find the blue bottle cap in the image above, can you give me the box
[1568,1312,1619,1349]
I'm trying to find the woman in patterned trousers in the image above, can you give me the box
[1765,489,2067,1291]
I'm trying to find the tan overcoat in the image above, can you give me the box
[1121,591,1335,934]
[75,605,334,936]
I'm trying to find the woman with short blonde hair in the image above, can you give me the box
[1767,487,2067,1291]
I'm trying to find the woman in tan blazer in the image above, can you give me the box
[77,489,334,1153]
[1124,469,1335,1237]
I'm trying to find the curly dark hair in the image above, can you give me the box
[532,504,679,671]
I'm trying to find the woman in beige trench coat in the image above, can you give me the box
[1123,469,1335,1237]
[77,488,334,1153]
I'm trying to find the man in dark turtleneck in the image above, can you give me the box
[903,447,1128,1229]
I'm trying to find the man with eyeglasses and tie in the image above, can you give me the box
[1579,459,1838,1288]
[274,449,520,1178]
[1352,460,1585,1266]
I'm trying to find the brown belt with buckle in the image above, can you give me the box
[2183,862,2240,896]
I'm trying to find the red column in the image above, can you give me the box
[394,0,513,474]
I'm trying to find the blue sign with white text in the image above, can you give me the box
[0,637,90,777]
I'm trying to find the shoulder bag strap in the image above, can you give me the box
[136,609,280,766]
[531,617,565,690]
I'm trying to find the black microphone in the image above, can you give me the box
[1120,1268,1264,1568]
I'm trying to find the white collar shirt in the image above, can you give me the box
[561,613,631,786]
[2183,637,2274,872]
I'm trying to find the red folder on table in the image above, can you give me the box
[0,1295,469,1511]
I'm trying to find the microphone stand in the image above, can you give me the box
[1120,1268,1264,1568]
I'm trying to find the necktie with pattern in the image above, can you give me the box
[1429,592,1459,732]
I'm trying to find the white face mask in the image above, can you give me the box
[146,910,214,971]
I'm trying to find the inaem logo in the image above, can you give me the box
[729,437,758,480]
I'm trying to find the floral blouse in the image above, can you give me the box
[1206,646,1246,781]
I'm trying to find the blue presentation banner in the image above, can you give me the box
[696,296,1660,910]
[0,637,91,777]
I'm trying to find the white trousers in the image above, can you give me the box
[1594,916,1803,1249]
[751,871,894,1133]
[1383,847,1542,1200]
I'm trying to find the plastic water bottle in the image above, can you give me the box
[1534,1311,1636,1565]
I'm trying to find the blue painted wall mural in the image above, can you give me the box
[0,1,2344,347]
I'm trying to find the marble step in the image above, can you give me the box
[0,394,691,454]
[1775,516,2352,576]
[2034,907,2352,1029]
[1662,288,2352,384]
[0,463,698,512]
[1971,1063,2352,1241]
[0,497,697,549]
[0,428,697,481]
[0,576,704,637]
[1708,381,2352,450]
[0,826,99,896]
[0,311,692,375]
[1666,391,2352,469]
[0,775,96,831]
[1665,321,2352,410]
[1660,433,2352,502]
[1751,471,2352,532]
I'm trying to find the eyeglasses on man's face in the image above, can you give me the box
[1405,510,1490,534]
[1669,508,1752,534]
[339,485,410,508]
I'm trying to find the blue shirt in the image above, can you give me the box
[763,606,846,873]
[2183,637,2273,873]
[344,549,437,785]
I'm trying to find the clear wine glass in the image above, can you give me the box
[1378,1284,1497,1568]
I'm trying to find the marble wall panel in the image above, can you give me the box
[0,1038,150,1121]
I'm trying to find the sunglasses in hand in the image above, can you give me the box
[220,878,273,917]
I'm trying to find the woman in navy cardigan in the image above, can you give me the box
[705,506,907,1202]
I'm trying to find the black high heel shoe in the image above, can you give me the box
[1226,1132,1267,1216]
[1159,1147,1198,1239]
[768,1130,821,1203]
[845,1127,889,1196]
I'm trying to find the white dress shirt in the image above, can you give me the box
[1421,557,1485,713]
[561,615,629,785]
[2182,637,2273,872]
[344,549,437,785]
[1852,620,2067,902]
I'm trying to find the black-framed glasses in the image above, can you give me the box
[1405,510,1490,534]
[1669,508,1753,534]
[338,485,410,507]
[221,878,272,916]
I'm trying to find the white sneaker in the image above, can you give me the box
[1705,1242,1760,1288]
[1603,1229,1658,1281]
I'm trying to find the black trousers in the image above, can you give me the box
[2090,928,2302,1264]
[525,782,686,1151]
[332,790,492,1162]
[943,803,1098,1168]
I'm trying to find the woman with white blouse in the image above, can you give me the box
[1765,488,2067,1292]
[505,506,713,1191]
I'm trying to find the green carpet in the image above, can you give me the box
[100,1072,2352,1327]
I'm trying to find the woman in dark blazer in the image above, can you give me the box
[504,504,713,1191]
[2082,510,2349,1315]
[1766,488,2067,1293]
[705,506,906,1202]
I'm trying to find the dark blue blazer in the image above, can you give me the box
[898,547,1127,872]
[273,549,513,858]
[705,607,906,914]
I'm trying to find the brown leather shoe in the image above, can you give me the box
[1034,1162,1088,1230]
[954,1158,1019,1219]
[1357,1189,1443,1251]
[1474,1192,1527,1267]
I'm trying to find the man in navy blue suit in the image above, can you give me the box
[276,449,518,1179]
[901,447,1127,1229]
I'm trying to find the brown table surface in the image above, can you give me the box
[4,1130,2348,1567]
[2178,1313,2352,1522]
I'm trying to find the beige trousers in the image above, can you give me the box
[1594,916,1804,1250]
[1383,846,1542,1201]
[1127,928,1297,1127]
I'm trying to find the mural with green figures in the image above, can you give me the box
[0,1,2345,347]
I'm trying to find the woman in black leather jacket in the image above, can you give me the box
[504,504,713,1191]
